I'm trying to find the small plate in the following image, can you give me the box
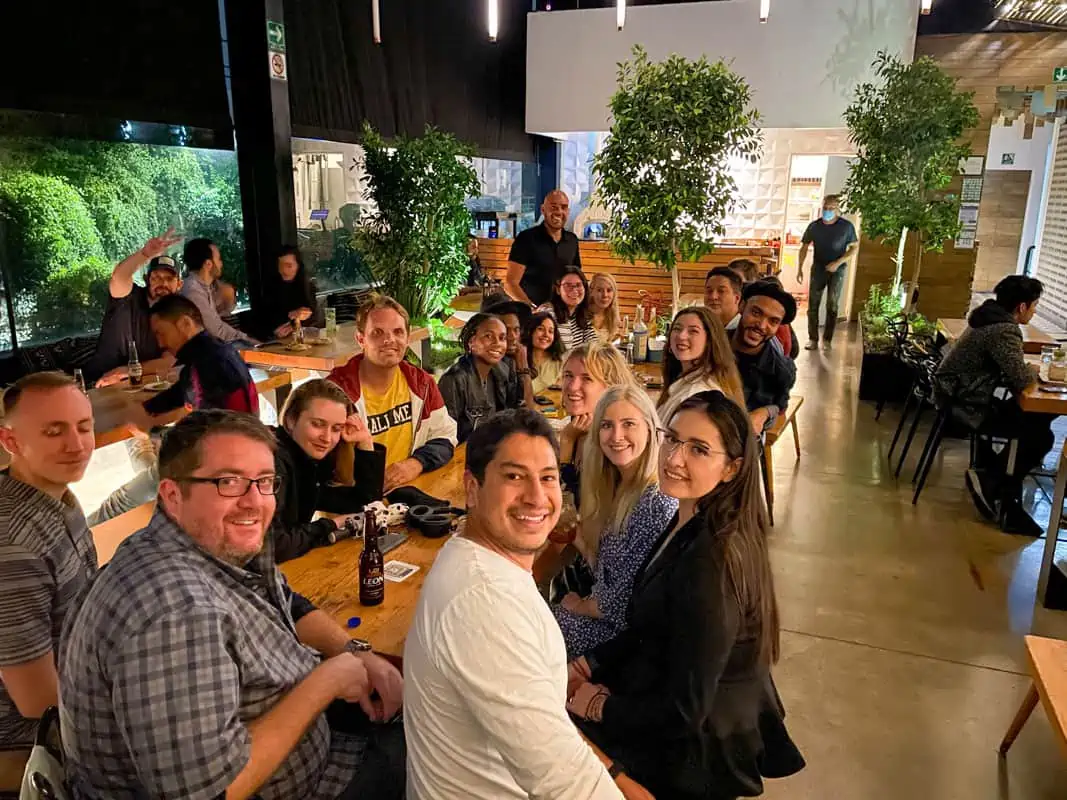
[309,337,333,346]
[143,381,171,392]
[1040,383,1067,394]
[285,343,312,352]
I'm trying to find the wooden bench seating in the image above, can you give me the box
[1000,635,1067,759]
[761,395,803,526]
[477,238,776,318]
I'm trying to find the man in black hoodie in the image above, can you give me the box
[936,275,1049,533]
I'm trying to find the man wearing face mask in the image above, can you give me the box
[797,195,858,352]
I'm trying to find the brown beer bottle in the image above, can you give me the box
[359,509,385,606]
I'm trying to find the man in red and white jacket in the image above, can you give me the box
[328,295,458,493]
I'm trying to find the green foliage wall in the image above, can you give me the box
[0,137,244,345]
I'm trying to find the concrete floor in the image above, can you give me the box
[762,321,1067,799]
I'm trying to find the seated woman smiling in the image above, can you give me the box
[270,379,385,562]
[566,391,805,799]
[657,306,744,423]
[553,384,677,658]
[438,313,522,443]
[523,311,565,397]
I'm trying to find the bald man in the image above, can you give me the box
[504,190,582,307]
[0,372,97,749]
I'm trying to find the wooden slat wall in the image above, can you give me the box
[852,232,979,321]
[477,238,776,318]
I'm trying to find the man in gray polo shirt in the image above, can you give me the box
[59,410,404,799]
[0,372,97,749]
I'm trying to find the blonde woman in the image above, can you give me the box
[589,273,622,343]
[558,341,643,500]
[553,385,677,658]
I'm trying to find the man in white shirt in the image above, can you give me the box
[404,409,647,799]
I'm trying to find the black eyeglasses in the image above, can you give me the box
[177,475,282,497]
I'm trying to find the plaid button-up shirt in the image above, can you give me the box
[0,474,96,747]
[58,510,364,799]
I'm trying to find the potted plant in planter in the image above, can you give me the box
[352,123,481,322]
[593,45,762,314]
[857,282,936,402]
[844,51,979,310]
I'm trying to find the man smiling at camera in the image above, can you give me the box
[404,409,645,799]
[59,410,405,800]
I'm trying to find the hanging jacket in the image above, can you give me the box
[269,425,386,562]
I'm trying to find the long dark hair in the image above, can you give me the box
[549,266,591,327]
[672,390,779,667]
[661,306,744,407]
[522,311,564,361]
[274,244,316,309]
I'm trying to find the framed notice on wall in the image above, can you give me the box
[961,177,984,203]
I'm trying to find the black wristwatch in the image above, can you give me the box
[608,761,625,779]
[344,638,373,655]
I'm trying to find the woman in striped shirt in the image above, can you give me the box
[537,266,599,350]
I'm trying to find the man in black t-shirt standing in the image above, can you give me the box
[797,195,858,352]
[86,228,184,384]
[504,189,581,307]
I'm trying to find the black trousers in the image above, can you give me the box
[980,401,1057,501]
[327,701,406,800]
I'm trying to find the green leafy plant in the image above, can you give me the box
[593,45,762,312]
[859,282,902,354]
[353,123,480,321]
[844,51,979,305]
[422,317,464,372]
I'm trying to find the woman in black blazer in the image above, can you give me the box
[270,378,385,562]
[566,390,804,799]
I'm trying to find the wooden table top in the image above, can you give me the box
[1024,635,1067,758]
[241,323,429,372]
[91,501,155,565]
[938,317,1057,355]
[281,445,468,658]
[1019,355,1067,415]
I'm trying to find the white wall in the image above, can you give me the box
[526,0,918,135]
[987,117,1055,173]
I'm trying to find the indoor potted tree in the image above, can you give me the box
[352,122,480,322]
[593,45,762,314]
[844,51,979,309]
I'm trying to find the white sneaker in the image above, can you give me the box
[822,340,833,352]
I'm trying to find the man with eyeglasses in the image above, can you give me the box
[59,410,405,800]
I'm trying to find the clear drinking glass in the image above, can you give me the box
[326,307,338,338]
[1042,344,1057,365]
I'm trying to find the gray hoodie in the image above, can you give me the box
[935,299,1034,427]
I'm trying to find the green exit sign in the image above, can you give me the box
[267,20,286,53]
[1055,66,1067,82]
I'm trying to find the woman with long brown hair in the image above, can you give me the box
[566,390,804,799]
[657,305,745,422]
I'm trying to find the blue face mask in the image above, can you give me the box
[822,210,837,222]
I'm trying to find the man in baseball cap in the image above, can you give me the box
[732,279,797,432]
[86,229,184,384]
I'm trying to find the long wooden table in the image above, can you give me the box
[241,323,429,372]
[938,317,1057,355]
[281,445,468,658]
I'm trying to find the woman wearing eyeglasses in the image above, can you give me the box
[566,391,804,799]
[553,385,677,658]
[271,379,385,562]
[537,266,598,350]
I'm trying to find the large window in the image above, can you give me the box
[0,136,243,350]
[291,137,375,294]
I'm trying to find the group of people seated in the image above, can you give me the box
[0,200,806,798]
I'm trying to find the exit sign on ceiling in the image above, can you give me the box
[1055,66,1067,82]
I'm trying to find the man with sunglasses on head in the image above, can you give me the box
[60,410,405,800]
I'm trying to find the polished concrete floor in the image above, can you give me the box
[762,321,1067,799]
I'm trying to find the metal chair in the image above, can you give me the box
[888,348,942,475]
[874,314,912,421]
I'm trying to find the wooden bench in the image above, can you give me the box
[761,395,803,526]
[477,238,776,318]
[1000,635,1067,758]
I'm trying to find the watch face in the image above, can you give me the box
[346,638,373,653]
